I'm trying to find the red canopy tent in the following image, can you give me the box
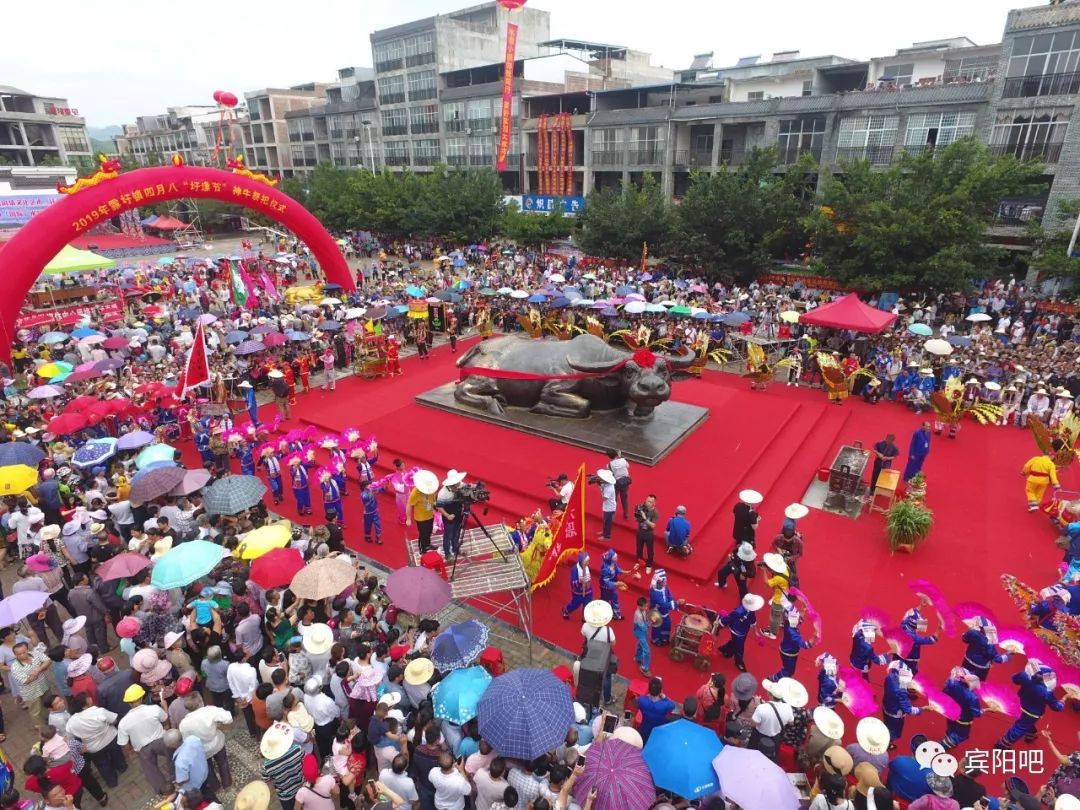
[148,215,191,231]
[798,293,897,334]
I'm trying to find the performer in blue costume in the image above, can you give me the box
[850,620,889,680]
[562,552,593,621]
[960,616,1009,682]
[771,606,815,681]
[1030,584,1071,631]
[320,473,343,526]
[895,606,938,674]
[194,424,213,468]
[648,569,679,646]
[903,422,932,481]
[882,660,922,744]
[260,446,283,505]
[240,380,258,425]
[327,444,349,496]
[719,593,764,673]
[599,549,626,620]
[816,653,842,707]
[289,455,312,515]
[941,667,983,750]
[996,660,1064,748]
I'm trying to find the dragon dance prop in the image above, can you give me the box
[910,674,962,721]
[1031,412,1080,468]
[909,579,957,637]
[815,351,876,401]
[837,666,879,718]
[742,343,796,390]
[976,682,1021,718]
[1000,574,1080,667]
[931,376,1003,427]
[58,154,121,194]
[1059,664,1080,701]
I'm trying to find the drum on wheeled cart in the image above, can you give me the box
[356,332,387,379]
[670,603,720,671]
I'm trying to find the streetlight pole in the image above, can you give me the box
[361,120,376,174]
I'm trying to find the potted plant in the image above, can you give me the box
[906,472,927,501]
[886,498,934,554]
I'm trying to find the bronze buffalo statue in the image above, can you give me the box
[454,334,692,418]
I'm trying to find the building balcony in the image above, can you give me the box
[469,153,494,167]
[385,154,410,166]
[994,198,1045,226]
[778,145,823,164]
[329,130,344,140]
[411,122,440,135]
[413,153,440,166]
[375,58,403,73]
[446,154,468,167]
[673,149,714,169]
[718,147,749,166]
[988,142,1064,163]
[409,88,438,102]
[1002,70,1080,99]
[834,145,895,165]
[444,120,468,134]
[380,93,406,105]
[467,118,495,132]
[292,157,317,167]
[406,53,436,68]
[592,149,625,167]
[382,125,408,137]
[628,148,664,166]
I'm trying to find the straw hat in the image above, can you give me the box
[919,367,933,375]
[413,470,439,495]
[238,381,253,389]
[1060,390,1074,399]
[741,593,765,612]
[736,543,756,562]
[268,370,284,379]
[762,552,789,575]
[822,745,854,776]
[738,489,763,505]
[123,684,146,703]
[302,623,334,655]
[856,717,890,755]
[39,525,60,541]
[442,469,467,487]
[260,722,295,761]
[583,600,613,628]
[784,503,809,520]
[762,677,808,708]
[67,653,93,678]
[984,381,1001,391]
[853,762,884,795]
[596,469,616,485]
[63,617,86,637]
[611,725,643,748]
[404,657,435,685]
[812,706,845,740]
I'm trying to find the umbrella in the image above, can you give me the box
[263,333,287,348]
[0,591,48,625]
[202,475,267,515]
[385,567,452,615]
[95,358,126,372]
[287,330,310,341]
[550,296,572,308]
[497,287,513,295]
[0,465,38,496]
[196,313,217,325]
[720,313,750,326]
[924,338,954,356]
[433,666,492,724]
[225,330,249,345]
[233,340,266,355]
[711,746,800,810]
[779,310,800,323]
[117,430,156,450]
[319,297,342,306]
[250,547,306,589]
[71,327,99,338]
[135,443,177,470]
[625,293,646,302]
[600,308,619,317]
[0,443,46,467]
[405,285,426,298]
[946,335,973,348]
[151,540,228,589]
[72,438,118,469]
[290,557,357,599]
[572,299,595,307]
[318,320,342,331]
[96,552,151,582]
[238,522,292,559]
[965,312,992,322]
[907,322,933,336]
[670,305,692,316]
[510,290,528,299]
[79,334,106,345]
[65,395,99,413]
[249,324,276,335]
[39,332,69,345]
[343,308,366,320]
[64,369,103,384]
[47,413,86,435]
[572,739,655,810]
[642,718,723,798]
[129,466,186,502]
[624,301,647,314]
[431,619,490,671]
[28,385,64,399]
[479,288,496,296]
[547,273,566,283]
[102,336,129,349]
[477,669,575,760]
[615,285,635,296]
[38,362,73,379]
[169,468,212,496]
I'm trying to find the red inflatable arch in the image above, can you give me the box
[0,163,355,360]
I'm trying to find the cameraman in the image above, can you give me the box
[437,469,467,559]
[633,494,659,576]
[547,473,573,513]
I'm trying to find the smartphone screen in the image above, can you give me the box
[602,714,618,733]
[576,755,586,767]
[623,709,633,723]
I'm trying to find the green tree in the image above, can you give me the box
[301,163,357,232]
[805,139,1043,291]
[280,175,308,203]
[577,173,670,259]
[1028,198,1080,282]
[502,199,573,247]
[671,148,813,282]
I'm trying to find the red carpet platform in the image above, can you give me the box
[178,337,1080,767]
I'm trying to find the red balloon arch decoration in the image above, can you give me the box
[496,0,528,8]
[0,162,355,361]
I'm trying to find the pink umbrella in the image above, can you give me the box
[96,552,151,582]
[197,313,217,325]
[65,369,103,384]
[262,332,287,348]
[102,337,129,350]
[170,468,212,496]
[75,362,98,372]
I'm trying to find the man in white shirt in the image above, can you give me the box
[429,753,471,810]
[107,499,135,543]
[473,758,510,810]
[9,507,43,558]
[117,684,174,794]
[179,705,233,790]
[65,693,127,786]
[547,474,574,512]
[303,677,341,760]
[379,754,420,809]
[750,697,794,761]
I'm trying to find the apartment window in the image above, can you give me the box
[287,118,301,142]
[443,101,467,132]
[445,137,467,166]
[467,98,496,131]
[836,115,898,162]
[413,139,441,165]
[378,75,406,105]
[943,55,997,83]
[410,104,440,134]
[330,142,349,167]
[408,70,438,102]
[381,108,408,137]
[629,125,663,164]
[991,109,1069,162]
[374,40,403,73]
[1004,32,1080,97]
[881,63,914,86]
[903,111,976,148]
[405,32,436,67]
[469,134,495,166]
[802,80,813,97]
[746,91,765,101]
[778,117,826,161]
[384,140,410,166]
[59,126,89,153]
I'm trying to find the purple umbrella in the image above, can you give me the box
[196,313,217,325]
[249,324,276,335]
[95,358,126,371]
[711,746,800,810]
[117,430,156,450]
[385,566,452,614]
[0,591,48,625]
[573,739,655,810]
[233,340,266,356]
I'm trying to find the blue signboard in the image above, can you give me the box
[521,194,585,215]
[0,193,60,225]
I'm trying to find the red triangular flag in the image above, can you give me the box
[531,463,587,591]
[176,320,210,399]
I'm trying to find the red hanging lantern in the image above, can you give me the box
[497,0,527,8]
[218,91,238,108]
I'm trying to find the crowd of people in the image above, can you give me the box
[0,230,1075,810]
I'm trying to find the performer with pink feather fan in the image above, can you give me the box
[959,613,1010,682]
[816,653,843,708]
[389,458,410,525]
[259,443,283,505]
[319,467,344,527]
[894,598,940,674]
[288,453,312,515]
[882,660,922,745]
[321,436,349,496]
[941,667,983,749]
[996,658,1064,748]
[769,604,816,681]
[849,617,890,680]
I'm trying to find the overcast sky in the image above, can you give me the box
[2,0,1025,126]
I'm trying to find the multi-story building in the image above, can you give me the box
[115,105,249,166]
[0,85,92,167]
[515,0,1080,240]
[282,67,381,173]
[241,85,328,177]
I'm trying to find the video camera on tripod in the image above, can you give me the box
[456,480,491,508]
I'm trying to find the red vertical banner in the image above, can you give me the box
[531,464,587,591]
[537,114,547,195]
[496,22,519,171]
[563,113,573,196]
[553,119,562,197]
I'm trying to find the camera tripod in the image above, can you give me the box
[447,501,508,581]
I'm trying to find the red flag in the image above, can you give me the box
[531,463,587,591]
[175,320,210,399]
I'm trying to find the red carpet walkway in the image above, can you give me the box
[178,337,1080,771]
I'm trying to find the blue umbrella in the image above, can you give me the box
[405,285,426,298]
[431,619,489,671]
[202,474,267,515]
[393,305,409,314]
[72,438,118,469]
[233,340,266,355]
[453,257,466,268]
[601,307,619,317]
[0,442,46,467]
[946,335,973,348]
[71,328,100,338]
[323,283,342,291]
[249,324,277,335]
[720,312,750,326]
[117,430,156,451]
[135,443,177,470]
[432,666,492,724]
[673,279,688,289]
[151,540,227,589]
[907,322,933,336]
[642,718,724,799]
[39,332,69,345]
[527,294,547,303]
[550,297,572,308]
[225,330,249,345]
[477,669,575,760]
[614,285,635,296]
[318,320,341,331]
[693,311,712,320]
[287,330,310,341]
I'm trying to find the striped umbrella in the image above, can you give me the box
[202,475,267,515]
